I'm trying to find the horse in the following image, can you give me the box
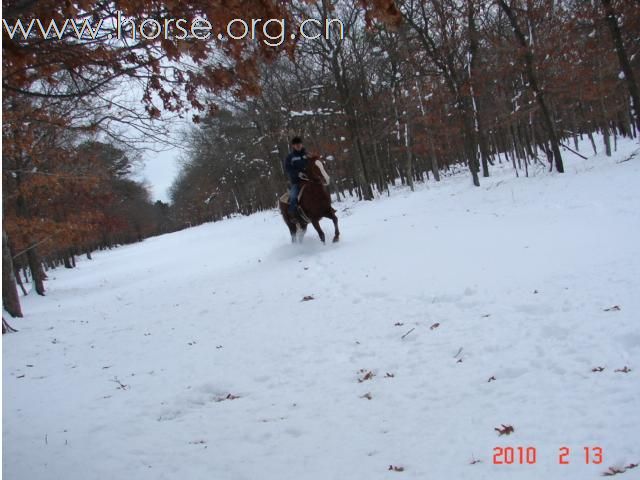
[279,155,340,244]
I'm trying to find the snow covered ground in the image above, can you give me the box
[3,137,640,480]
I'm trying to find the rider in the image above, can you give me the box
[283,136,309,222]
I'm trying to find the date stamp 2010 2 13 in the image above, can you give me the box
[493,446,603,465]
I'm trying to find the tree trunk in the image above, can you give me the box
[403,123,415,191]
[588,132,597,155]
[461,103,481,186]
[2,229,23,318]
[468,0,490,178]
[429,140,441,182]
[3,317,18,334]
[601,0,640,130]
[26,246,45,296]
[15,265,28,296]
[498,0,564,173]
[330,49,373,200]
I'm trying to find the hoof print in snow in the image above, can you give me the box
[357,370,375,382]
[494,424,514,436]
[385,372,395,378]
[487,376,496,382]
[301,295,315,302]
[388,465,404,472]
[216,345,223,349]
[481,314,491,318]
[533,289,539,294]
[188,341,197,346]
[604,305,621,312]
[216,393,240,402]
[360,392,373,400]
[614,366,631,373]
[430,322,440,330]
[456,358,463,364]
[592,367,605,372]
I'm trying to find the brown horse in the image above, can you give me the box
[279,156,340,244]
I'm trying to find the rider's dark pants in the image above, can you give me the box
[288,183,301,214]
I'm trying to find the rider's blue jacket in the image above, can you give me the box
[283,148,308,184]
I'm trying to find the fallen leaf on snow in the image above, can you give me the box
[494,424,514,436]
[614,366,631,373]
[602,466,626,476]
[216,393,240,402]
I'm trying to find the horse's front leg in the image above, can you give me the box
[330,213,340,243]
[296,223,307,243]
[288,223,297,243]
[311,219,326,243]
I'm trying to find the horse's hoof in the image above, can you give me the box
[333,237,339,243]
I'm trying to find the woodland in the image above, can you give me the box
[2,0,639,327]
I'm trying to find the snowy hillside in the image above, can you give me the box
[4,138,640,480]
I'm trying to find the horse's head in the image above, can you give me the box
[305,155,330,186]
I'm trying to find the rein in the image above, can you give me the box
[302,175,325,185]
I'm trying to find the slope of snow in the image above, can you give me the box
[4,137,640,479]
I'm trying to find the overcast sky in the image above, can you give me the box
[134,146,182,203]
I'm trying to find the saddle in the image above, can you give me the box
[279,184,306,204]
[279,186,311,223]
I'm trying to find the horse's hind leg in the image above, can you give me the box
[329,213,340,242]
[311,219,326,244]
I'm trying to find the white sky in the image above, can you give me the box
[136,147,182,202]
